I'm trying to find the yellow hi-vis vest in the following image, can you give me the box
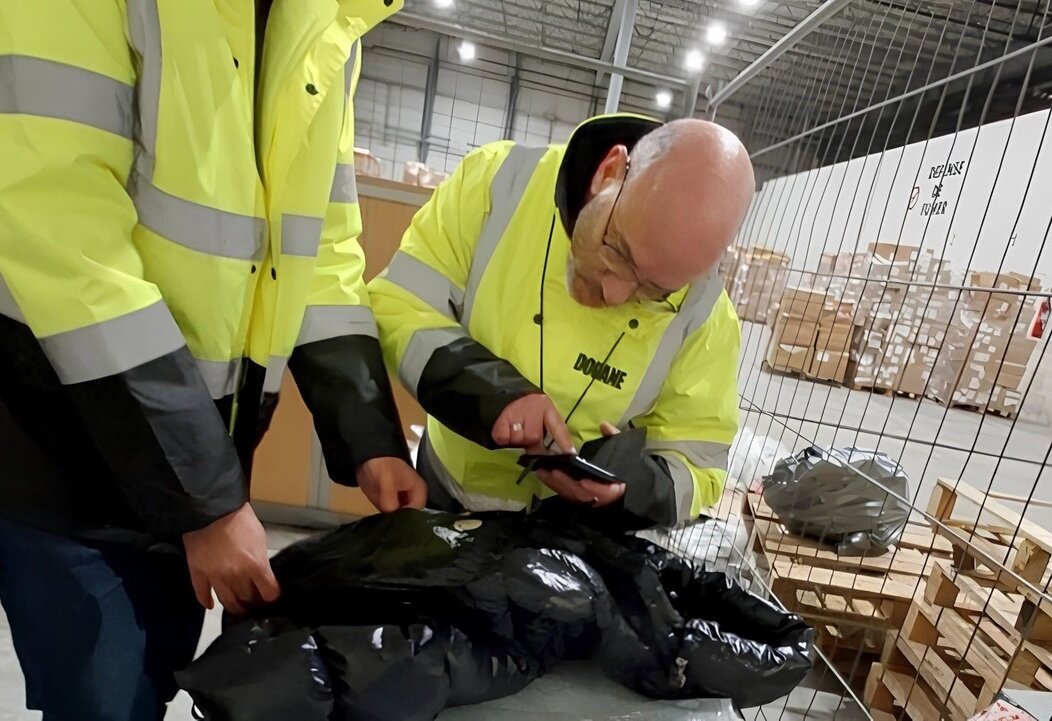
[0,0,402,536]
[369,116,741,525]
[0,0,395,399]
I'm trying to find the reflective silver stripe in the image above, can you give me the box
[664,455,697,525]
[263,355,289,394]
[330,163,359,204]
[618,271,725,424]
[647,439,730,472]
[383,251,463,321]
[127,0,162,158]
[400,326,467,395]
[0,55,134,138]
[422,434,526,512]
[343,41,359,98]
[281,215,324,257]
[131,174,266,260]
[462,144,547,326]
[297,304,377,346]
[0,274,25,323]
[196,358,241,399]
[39,301,185,385]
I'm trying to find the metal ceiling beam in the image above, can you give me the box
[707,0,854,110]
[594,0,625,88]
[604,0,639,113]
[388,10,689,87]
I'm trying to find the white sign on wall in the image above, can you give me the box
[738,108,1052,283]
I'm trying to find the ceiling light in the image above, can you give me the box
[655,90,673,109]
[434,0,453,7]
[707,22,728,46]
[684,49,705,73]
[457,40,476,62]
[739,0,759,6]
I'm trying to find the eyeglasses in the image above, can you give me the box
[597,160,675,302]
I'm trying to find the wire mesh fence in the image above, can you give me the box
[664,1,1052,719]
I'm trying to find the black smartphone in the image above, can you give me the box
[516,454,620,484]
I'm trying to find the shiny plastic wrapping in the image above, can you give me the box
[762,446,910,556]
[177,508,813,719]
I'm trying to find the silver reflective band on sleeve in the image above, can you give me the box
[196,358,241,399]
[0,274,25,323]
[131,175,266,260]
[330,163,359,204]
[263,356,289,394]
[663,455,697,525]
[618,270,725,425]
[281,215,324,257]
[0,55,134,139]
[297,304,377,346]
[39,301,186,385]
[462,144,547,326]
[127,0,162,156]
[400,326,468,395]
[646,439,730,471]
[383,251,464,321]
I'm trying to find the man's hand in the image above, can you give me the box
[492,394,576,454]
[183,503,280,616]
[357,457,428,512]
[537,419,626,506]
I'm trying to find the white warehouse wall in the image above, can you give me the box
[739,108,1052,283]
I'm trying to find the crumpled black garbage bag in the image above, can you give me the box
[177,509,813,719]
[762,446,910,556]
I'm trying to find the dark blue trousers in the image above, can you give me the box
[0,516,203,721]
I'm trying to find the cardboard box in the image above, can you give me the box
[815,324,853,354]
[869,242,921,264]
[778,287,828,321]
[808,350,850,383]
[773,314,820,347]
[767,343,814,374]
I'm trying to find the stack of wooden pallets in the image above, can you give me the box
[744,491,954,688]
[864,479,1052,720]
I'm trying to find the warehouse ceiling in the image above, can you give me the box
[390,0,1052,180]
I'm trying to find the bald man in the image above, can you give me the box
[369,114,752,528]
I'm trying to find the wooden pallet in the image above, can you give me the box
[745,492,953,690]
[863,480,1052,720]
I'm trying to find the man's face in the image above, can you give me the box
[568,164,677,308]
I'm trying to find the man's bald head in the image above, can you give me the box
[567,119,755,308]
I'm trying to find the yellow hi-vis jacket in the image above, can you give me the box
[0,0,408,538]
[369,115,740,527]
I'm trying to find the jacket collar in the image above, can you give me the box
[554,114,663,238]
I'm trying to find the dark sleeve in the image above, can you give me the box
[288,334,410,487]
[417,336,540,449]
[65,347,247,537]
[578,430,678,530]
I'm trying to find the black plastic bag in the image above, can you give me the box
[762,446,910,556]
[175,618,332,721]
[179,509,813,718]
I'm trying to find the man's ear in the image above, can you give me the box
[589,144,630,197]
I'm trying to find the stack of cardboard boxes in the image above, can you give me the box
[728,247,792,324]
[765,288,855,383]
[753,242,1046,419]
[765,287,826,375]
[928,272,1041,412]
[821,244,954,392]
